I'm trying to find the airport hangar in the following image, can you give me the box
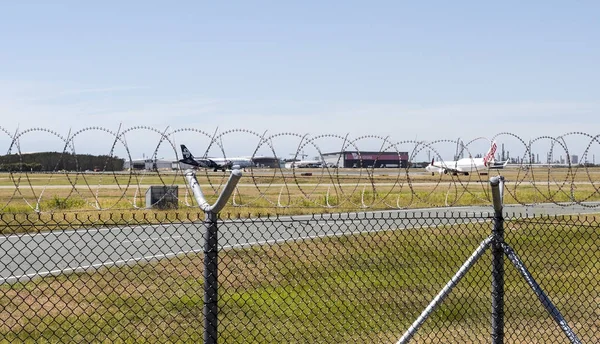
[322,151,409,168]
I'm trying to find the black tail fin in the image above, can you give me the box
[179,144,199,166]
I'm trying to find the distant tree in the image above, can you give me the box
[0,152,124,171]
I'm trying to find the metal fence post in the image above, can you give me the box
[185,168,242,344]
[203,210,219,344]
[490,176,505,344]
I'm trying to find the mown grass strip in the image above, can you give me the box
[1,214,597,342]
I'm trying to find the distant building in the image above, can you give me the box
[251,156,281,168]
[571,155,578,164]
[124,158,173,171]
[322,151,409,168]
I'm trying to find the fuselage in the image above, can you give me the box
[425,140,499,175]
[285,160,323,168]
[210,157,254,168]
[444,157,486,172]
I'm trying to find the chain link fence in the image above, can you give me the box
[0,208,597,343]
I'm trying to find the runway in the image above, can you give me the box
[0,180,598,189]
[1,203,599,284]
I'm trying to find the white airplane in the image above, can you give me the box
[179,145,254,171]
[209,157,254,169]
[284,159,325,168]
[425,141,508,175]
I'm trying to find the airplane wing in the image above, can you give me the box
[489,160,509,169]
[208,158,233,169]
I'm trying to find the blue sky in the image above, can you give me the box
[1,1,599,159]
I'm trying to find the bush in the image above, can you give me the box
[44,196,87,210]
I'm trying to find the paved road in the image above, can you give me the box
[1,203,599,284]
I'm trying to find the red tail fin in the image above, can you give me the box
[483,141,497,167]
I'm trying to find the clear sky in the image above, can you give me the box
[1,1,599,160]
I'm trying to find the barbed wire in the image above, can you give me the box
[1,126,599,212]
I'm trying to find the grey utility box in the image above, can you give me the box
[145,186,179,209]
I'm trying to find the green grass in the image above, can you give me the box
[0,215,597,342]
[2,168,600,215]
[2,179,600,235]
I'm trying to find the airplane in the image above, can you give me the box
[284,159,325,168]
[179,145,234,172]
[211,157,255,169]
[425,141,508,176]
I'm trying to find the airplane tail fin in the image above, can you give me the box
[179,144,200,166]
[483,141,497,167]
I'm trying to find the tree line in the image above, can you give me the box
[0,152,124,172]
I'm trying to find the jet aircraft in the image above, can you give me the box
[284,159,325,168]
[425,141,508,175]
[179,145,234,172]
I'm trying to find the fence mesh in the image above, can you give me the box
[0,211,598,343]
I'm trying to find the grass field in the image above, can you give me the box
[1,167,599,236]
[1,167,599,219]
[2,179,600,235]
[0,214,597,343]
[0,169,597,342]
